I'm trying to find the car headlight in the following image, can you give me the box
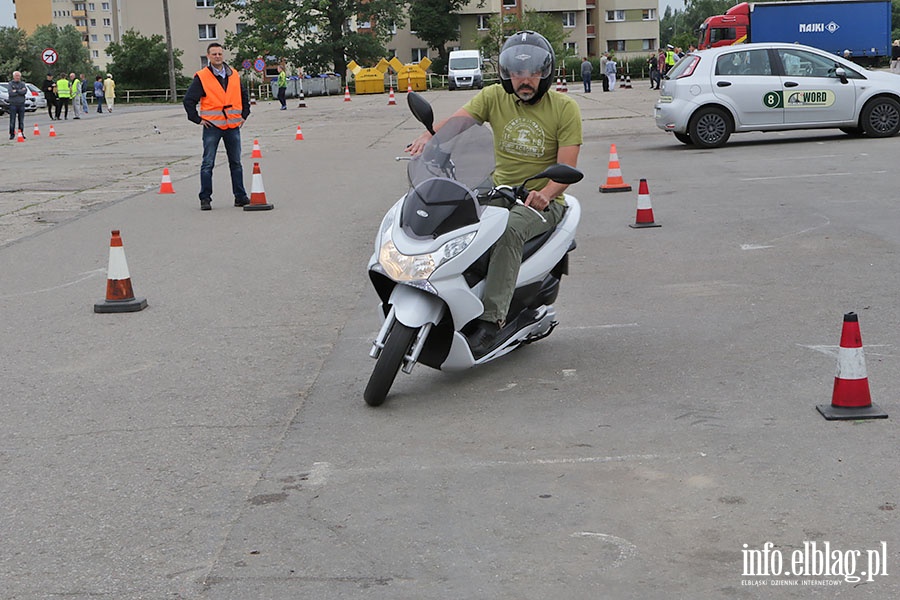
[378,224,476,282]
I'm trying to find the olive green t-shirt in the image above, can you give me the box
[463,83,582,200]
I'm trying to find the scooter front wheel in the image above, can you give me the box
[364,322,417,407]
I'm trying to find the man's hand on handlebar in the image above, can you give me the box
[524,189,552,212]
[406,131,432,157]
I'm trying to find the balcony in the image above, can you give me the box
[73,10,86,17]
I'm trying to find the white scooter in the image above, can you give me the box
[365,92,583,406]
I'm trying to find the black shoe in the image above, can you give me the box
[8,134,13,140]
[467,320,501,358]
[200,199,212,211]
[234,196,250,207]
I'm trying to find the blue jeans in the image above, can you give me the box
[200,125,247,201]
[8,104,25,137]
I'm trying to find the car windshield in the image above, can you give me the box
[407,115,495,193]
[450,57,479,70]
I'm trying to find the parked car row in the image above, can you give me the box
[0,81,45,115]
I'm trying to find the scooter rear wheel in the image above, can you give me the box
[364,322,417,407]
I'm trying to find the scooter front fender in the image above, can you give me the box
[389,284,445,328]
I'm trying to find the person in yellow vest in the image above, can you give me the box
[182,42,251,211]
[68,73,82,119]
[55,73,72,120]
[664,44,677,75]
[103,74,116,112]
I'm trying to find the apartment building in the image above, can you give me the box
[15,0,120,70]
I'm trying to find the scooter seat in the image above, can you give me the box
[463,228,555,287]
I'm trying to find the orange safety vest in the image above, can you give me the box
[196,66,244,129]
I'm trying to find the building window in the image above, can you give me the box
[198,24,217,40]
[102,2,110,10]
[89,3,95,10]
[564,42,577,54]
[562,12,576,28]
[606,10,625,22]
[92,50,99,58]
[412,48,428,62]
[235,23,246,34]
[643,9,656,21]
[90,18,96,26]
[502,0,516,6]
[196,0,215,7]
[607,40,626,52]
[390,21,397,35]
[642,38,656,50]
[104,33,112,42]
[103,18,110,26]
[477,15,490,30]
[76,18,86,26]
[74,3,85,10]
[201,56,209,67]
[91,34,98,41]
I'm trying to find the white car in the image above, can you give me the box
[0,82,38,115]
[654,42,900,148]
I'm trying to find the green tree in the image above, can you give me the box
[0,27,31,80]
[215,0,405,85]
[407,0,469,71]
[27,24,93,79]
[105,29,184,89]
[475,11,569,74]
[213,0,302,67]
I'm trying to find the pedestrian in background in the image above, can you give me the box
[605,56,617,91]
[55,73,71,120]
[78,73,89,114]
[276,65,287,110]
[69,73,82,119]
[892,40,900,73]
[8,70,28,140]
[42,74,57,120]
[580,57,592,93]
[600,53,609,92]
[94,76,104,113]
[182,42,251,211]
[649,53,661,89]
[103,74,116,112]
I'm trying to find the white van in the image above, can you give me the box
[448,50,484,90]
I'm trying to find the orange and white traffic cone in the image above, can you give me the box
[251,138,262,158]
[158,168,175,194]
[297,88,306,108]
[817,313,888,420]
[294,124,304,141]
[33,123,40,136]
[555,78,562,92]
[562,77,568,93]
[407,79,413,94]
[599,144,632,193]
[388,86,396,105]
[629,179,661,228]
[94,230,148,313]
[244,162,274,211]
[344,85,351,101]
[49,124,56,138]
[16,129,25,143]
[250,93,257,106]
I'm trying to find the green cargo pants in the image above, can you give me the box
[480,199,567,324]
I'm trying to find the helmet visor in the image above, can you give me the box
[499,44,553,80]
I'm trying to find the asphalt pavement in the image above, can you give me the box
[1,81,899,599]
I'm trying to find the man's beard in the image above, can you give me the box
[515,84,536,101]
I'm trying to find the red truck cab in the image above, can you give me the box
[698,2,750,49]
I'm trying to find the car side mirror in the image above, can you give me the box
[834,67,848,84]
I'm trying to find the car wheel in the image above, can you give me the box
[860,97,900,137]
[673,132,693,145]
[689,107,732,148]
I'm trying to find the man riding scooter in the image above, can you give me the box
[406,30,583,357]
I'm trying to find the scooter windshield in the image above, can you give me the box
[401,117,495,239]
[407,116,495,192]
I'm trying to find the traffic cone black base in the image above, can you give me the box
[816,403,888,420]
[94,296,148,313]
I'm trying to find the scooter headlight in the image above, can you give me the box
[378,229,476,282]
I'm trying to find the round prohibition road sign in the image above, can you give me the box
[42,48,58,65]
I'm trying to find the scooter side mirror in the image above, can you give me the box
[407,91,436,135]
[525,164,584,187]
